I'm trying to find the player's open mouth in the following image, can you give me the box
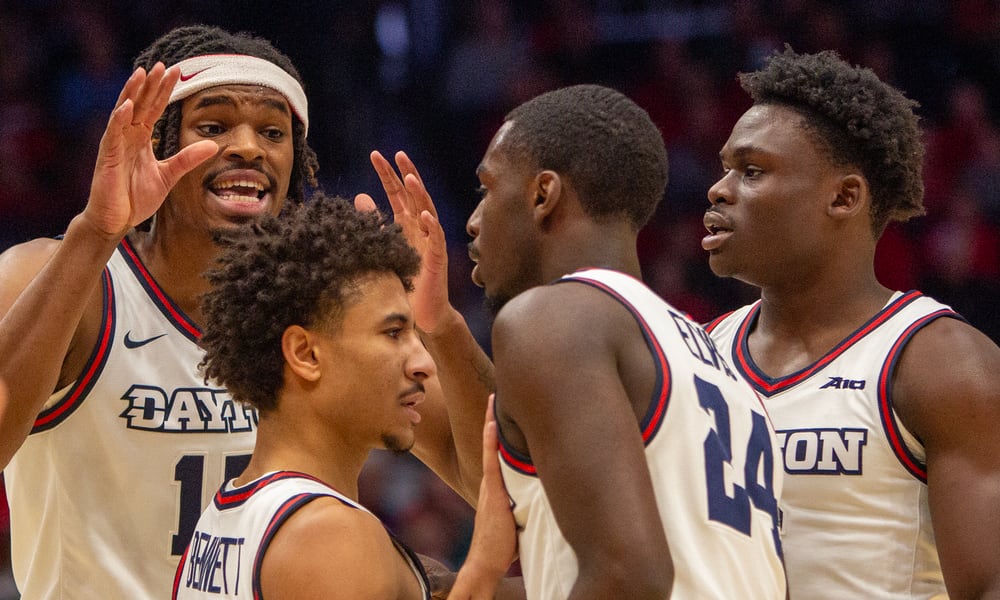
[469,245,485,288]
[703,210,732,234]
[211,178,269,202]
[400,391,424,425]
[702,211,733,251]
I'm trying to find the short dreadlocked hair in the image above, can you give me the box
[134,25,319,202]
[740,46,925,235]
[503,84,668,230]
[199,195,420,411]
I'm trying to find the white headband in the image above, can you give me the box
[168,54,309,136]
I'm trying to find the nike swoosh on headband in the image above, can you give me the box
[178,68,209,82]
[168,54,309,136]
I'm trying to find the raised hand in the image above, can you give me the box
[449,395,518,599]
[84,63,218,240]
[367,150,451,333]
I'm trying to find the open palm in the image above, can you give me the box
[84,63,217,239]
[365,150,451,333]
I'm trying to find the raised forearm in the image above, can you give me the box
[421,306,495,499]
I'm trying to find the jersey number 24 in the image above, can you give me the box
[696,376,782,554]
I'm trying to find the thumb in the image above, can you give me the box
[159,140,218,189]
[482,395,499,472]
[354,193,379,213]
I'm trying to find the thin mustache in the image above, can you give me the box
[204,158,275,190]
[401,382,425,398]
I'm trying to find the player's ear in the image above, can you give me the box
[829,173,868,220]
[532,170,562,223]
[282,325,321,382]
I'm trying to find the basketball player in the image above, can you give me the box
[173,197,437,599]
[455,84,787,598]
[0,25,488,599]
[703,47,1000,598]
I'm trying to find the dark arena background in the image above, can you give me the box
[1,1,998,596]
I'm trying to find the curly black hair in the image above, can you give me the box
[740,46,925,235]
[503,84,668,230]
[199,195,421,411]
[134,24,319,202]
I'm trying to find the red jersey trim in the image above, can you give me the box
[877,309,961,482]
[32,268,115,432]
[733,291,926,396]
[213,471,327,510]
[704,310,734,333]
[119,238,201,342]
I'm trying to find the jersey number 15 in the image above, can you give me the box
[172,453,251,556]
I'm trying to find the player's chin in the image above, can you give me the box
[706,252,737,278]
[381,430,416,455]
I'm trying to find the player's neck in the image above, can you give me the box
[748,276,893,377]
[543,227,642,282]
[127,228,219,325]
[756,269,891,332]
[237,417,366,500]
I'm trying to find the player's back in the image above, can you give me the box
[499,268,786,599]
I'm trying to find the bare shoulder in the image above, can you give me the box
[260,496,415,599]
[0,237,62,263]
[492,280,634,357]
[491,279,649,453]
[490,280,638,410]
[0,236,107,386]
[0,238,62,310]
[892,316,1000,447]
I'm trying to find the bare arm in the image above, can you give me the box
[360,150,493,503]
[492,285,672,599]
[0,63,217,467]
[417,307,495,502]
[893,317,1000,599]
[427,559,525,600]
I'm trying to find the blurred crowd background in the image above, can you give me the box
[2,0,999,595]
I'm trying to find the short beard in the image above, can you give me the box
[381,433,414,455]
[483,292,512,318]
[207,224,255,248]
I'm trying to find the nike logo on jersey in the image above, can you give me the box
[124,331,167,349]
[179,68,209,82]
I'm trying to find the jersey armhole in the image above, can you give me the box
[32,267,115,433]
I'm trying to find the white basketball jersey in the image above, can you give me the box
[172,471,430,599]
[498,269,786,600]
[5,239,258,599]
[706,290,958,599]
